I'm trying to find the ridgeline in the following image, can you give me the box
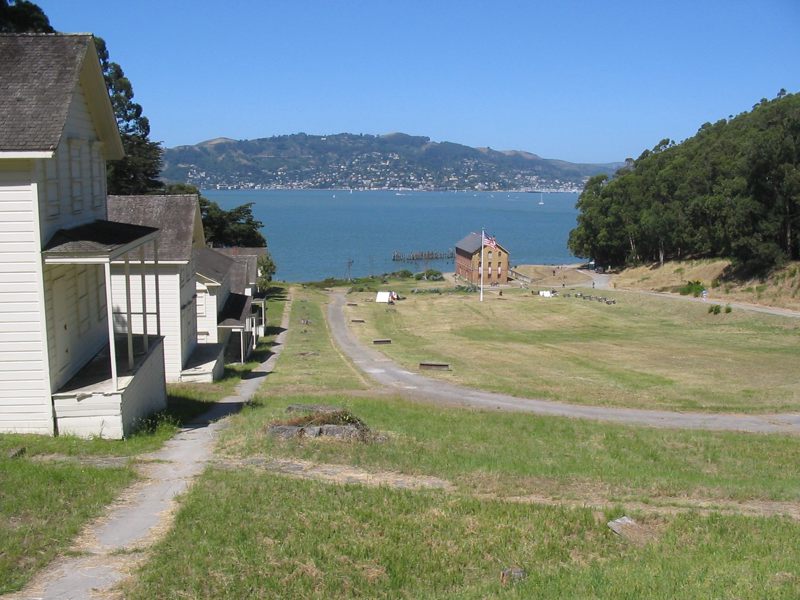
[162,132,621,192]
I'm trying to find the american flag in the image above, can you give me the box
[482,232,498,249]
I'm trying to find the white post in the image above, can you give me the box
[479,228,485,302]
[124,254,134,371]
[103,262,118,390]
[140,245,148,351]
[153,239,161,337]
[240,330,245,364]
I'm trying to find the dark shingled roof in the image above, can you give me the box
[218,293,252,328]
[455,232,483,254]
[43,220,158,258]
[107,195,200,262]
[194,247,234,285]
[214,248,264,293]
[0,34,91,152]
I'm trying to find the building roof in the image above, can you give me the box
[455,233,483,254]
[0,33,122,157]
[42,220,159,262]
[194,247,234,285]
[107,195,204,262]
[455,232,509,255]
[215,248,265,294]
[218,293,252,329]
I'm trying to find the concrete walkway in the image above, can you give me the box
[328,292,800,435]
[6,294,292,600]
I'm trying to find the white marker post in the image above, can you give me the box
[480,227,485,302]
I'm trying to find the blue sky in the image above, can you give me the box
[38,0,799,163]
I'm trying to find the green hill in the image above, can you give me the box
[161,132,621,191]
[569,91,800,273]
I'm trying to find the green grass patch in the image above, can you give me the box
[256,287,367,396]
[223,394,800,503]
[0,457,135,593]
[125,469,800,599]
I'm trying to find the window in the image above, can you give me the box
[68,139,84,213]
[96,267,107,321]
[44,157,60,217]
[77,268,90,334]
[89,141,104,208]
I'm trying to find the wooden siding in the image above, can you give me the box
[0,165,53,434]
[110,264,187,381]
[43,263,109,391]
[38,82,107,246]
[179,261,198,366]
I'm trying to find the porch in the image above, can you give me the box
[52,334,166,439]
[180,342,226,383]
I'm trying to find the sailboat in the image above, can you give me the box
[538,192,545,206]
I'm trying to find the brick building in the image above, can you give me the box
[454,232,510,285]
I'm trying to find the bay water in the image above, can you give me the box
[204,189,581,282]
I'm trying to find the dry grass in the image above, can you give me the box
[346,286,800,412]
[614,259,800,311]
[514,264,592,287]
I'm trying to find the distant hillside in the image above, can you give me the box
[161,132,622,191]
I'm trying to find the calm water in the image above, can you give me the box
[204,189,581,282]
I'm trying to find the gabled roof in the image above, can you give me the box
[455,232,509,255]
[42,220,159,262]
[107,195,205,262]
[194,247,234,285]
[0,33,123,158]
[218,293,252,329]
[214,248,265,294]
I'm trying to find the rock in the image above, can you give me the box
[286,404,343,414]
[267,425,302,439]
[7,446,26,459]
[607,515,657,546]
[319,424,364,441]
[302,426,322,438]
[500,567,526,585]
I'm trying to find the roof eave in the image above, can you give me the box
[79,39,124,160]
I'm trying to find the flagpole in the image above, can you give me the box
[480,227,484,302]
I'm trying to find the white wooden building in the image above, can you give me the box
[106,195,224,382]
[0,34,167,438]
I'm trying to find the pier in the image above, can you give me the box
[392,249,454,262]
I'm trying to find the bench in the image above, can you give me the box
[346,302,358,307]
[419,362,451,371]
[351,318,366,323]
[373,339,392,345]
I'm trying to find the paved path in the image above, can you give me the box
[328,292,800,435]
[6,294,293,600]
[576,269,800,319]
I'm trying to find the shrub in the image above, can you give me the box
[724,304,732,313]
[679,280,705,297]
[708,304,722,314]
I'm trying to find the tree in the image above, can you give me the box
[164,183,269,248]
[257,253,277,289]
[93,37,164,194]
[0,0,53,32]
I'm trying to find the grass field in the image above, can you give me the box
[125,286,800,598]
[0,309,289,595]
[345,285,800,413]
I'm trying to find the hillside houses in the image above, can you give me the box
[0,34,168,438]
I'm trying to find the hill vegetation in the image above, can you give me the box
[569,91,800,274]
[162,132,622,191]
